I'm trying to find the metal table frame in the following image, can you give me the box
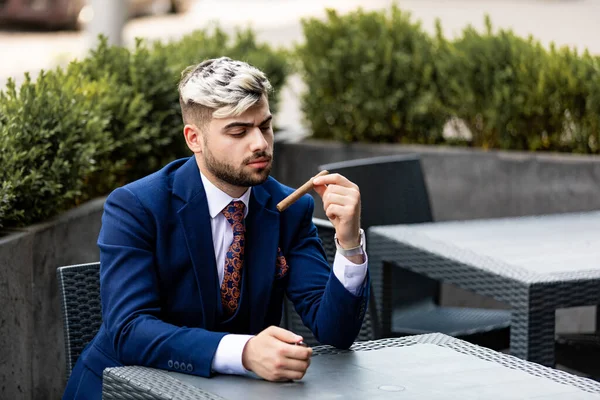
[102,333,600,399]
[367,213,600,366]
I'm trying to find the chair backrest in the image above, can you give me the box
[319,155,440,318]
[57,262,102,376]
[319,154,433,228]
[283,218,378,346]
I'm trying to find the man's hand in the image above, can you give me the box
[242,326,312,381]
[313,173,361,249]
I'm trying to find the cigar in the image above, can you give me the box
[277,170,329,212]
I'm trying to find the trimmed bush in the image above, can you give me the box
[298,6,447,144]
[0,27,289,229]
[438,16,600,153]
[0,71,112,228]
[69,37,184,196]
[298,6,600,154]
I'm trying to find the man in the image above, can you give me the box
[63,57,369,399]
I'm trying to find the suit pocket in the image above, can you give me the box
[275,247,289,279]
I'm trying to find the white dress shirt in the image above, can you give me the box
[200,172,368,375]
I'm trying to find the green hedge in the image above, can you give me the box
[0,28,289,229]
[298,6,600,152]
[298,7,447,144]
[0,71,113,227]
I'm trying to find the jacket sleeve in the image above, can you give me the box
[98,186,226,377]
[284,195,370,349]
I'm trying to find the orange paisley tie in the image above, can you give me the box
[221,200,245,317]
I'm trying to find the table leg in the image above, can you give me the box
[511,306,556,366]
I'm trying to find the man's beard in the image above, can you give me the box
[203,147,272,187]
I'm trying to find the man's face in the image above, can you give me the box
[201,97,274,188]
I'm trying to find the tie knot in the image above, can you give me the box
[222,200,245,228]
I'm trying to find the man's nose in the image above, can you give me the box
[248,127,269,151]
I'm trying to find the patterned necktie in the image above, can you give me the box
[221,200,246,317]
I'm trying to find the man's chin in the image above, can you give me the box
[246,168,271,186]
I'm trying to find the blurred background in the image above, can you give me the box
[1,0,600,135]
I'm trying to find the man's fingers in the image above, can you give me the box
[313,173,358,190]
[322,184,359,197]
[281,358,310,373]
[313,183,327,199]
[325,204,349,220]
[281,343,313,361]
[270,369,307,382]
[319,185,360,214]
[323,192,355,207]
[267,326,302,344]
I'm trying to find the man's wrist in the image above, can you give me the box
[241,337,254,372]
[337,239,361,249]
[212,334,254,375]
[335,229,365,257]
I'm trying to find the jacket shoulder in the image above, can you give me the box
[110,158,188,206]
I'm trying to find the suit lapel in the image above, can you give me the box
[245,184,279,334]
[173,158,218,329]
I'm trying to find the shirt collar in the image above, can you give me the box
[200,170,251,219]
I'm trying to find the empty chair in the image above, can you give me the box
[57,262,103,377]
[282,218,378,346]
[319,154,511,350]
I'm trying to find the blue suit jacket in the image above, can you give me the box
[63,157,369,398]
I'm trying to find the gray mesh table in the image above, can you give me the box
[102,333,600,399]
[367,211,600,366]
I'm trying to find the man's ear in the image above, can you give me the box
[183,124,203,154]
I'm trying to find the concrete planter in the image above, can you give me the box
[0,197,105,399]
[272,138,600,334]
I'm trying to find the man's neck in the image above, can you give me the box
[196,162,248,199]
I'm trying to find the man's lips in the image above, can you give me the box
[246,157,271,168]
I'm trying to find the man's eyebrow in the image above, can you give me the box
[259,115,273,126]
[223,115,272,130]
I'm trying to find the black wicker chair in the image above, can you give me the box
[319,154,511,350]
[57,262,103,377]
[282,218,379,346]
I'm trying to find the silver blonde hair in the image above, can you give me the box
[178,57,273,120]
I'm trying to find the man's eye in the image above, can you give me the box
[260,125,271,131]
[231,130,246,136]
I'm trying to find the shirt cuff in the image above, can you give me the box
[332,249,368,296]
[211,334,254,375]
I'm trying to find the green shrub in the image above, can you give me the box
[0,71,112,228]
[0,182,14,229]
[438,17,600,154]
[70,36,184,195]
[298,6,448,144]
[0,27,290,229]
[550,48,600,154]
[298,7,600,154]
[437,17,557,150]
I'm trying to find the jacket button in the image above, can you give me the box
[174,361,180,369]
[168,360,173,368]
[187,364,193,372]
